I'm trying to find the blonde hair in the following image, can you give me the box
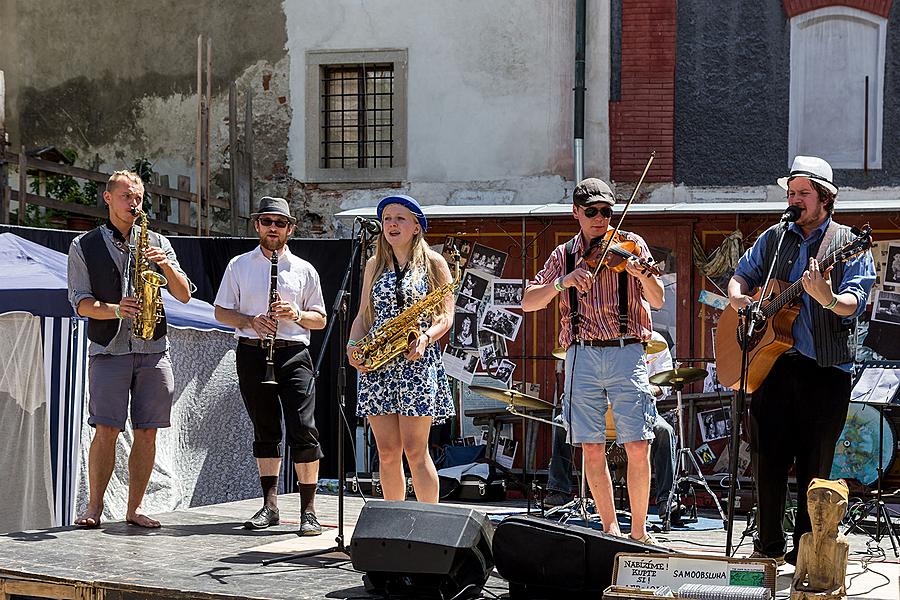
[363,230,448,326]
[107,170,144,193]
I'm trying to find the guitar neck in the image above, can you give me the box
[761,252,840,317]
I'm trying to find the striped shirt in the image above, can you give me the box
[533,231,654,349]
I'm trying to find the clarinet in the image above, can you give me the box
[262,249,279,385]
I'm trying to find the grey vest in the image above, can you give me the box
[763,220,854,367]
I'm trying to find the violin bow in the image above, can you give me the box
[588,150,656,280]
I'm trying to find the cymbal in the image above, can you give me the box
[644,339,667,355]
[552,346,567,361]
[649,367,708,387]
[469,384,553,411]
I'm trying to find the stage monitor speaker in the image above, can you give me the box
[350,501,494,599]
[493,515,667,599]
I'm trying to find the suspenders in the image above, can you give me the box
[564,237,629,344]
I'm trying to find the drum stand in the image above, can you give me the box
[661,380,727,531]
[843,403,899,557]
[545,451,596,524]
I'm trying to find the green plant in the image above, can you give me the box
[28,148,95,207]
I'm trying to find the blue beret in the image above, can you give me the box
[376,195,427,231]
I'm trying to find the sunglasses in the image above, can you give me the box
[258,217,291,228]
[582,205,613,219]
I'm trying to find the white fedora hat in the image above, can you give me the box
[777,156,838,195]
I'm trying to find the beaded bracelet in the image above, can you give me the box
[554,276,565,292]
[347,339,358,347]
[114,305,122,319]
[823,295,838,310]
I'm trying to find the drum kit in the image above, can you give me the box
[472,340,729,530]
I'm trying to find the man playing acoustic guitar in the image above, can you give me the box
[727,156,875,566]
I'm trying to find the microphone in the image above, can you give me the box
[780,205,801,224]
[355,216,382,236]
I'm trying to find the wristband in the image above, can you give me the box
[294,310,303,324]
[347,339,358,347]
[554,276,566,292]
[115,305,122,319]
[424,332,433,344]
[823,295,838,310]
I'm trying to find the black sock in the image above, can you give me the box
[299,483,317,515]
[260,475,279,509]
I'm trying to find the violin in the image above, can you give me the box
[582,230,662,277]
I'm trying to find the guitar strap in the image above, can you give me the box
[815,221,839,263]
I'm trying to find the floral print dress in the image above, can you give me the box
[355,267,455,423]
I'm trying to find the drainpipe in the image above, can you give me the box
[574,0,586,183]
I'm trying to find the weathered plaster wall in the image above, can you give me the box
[0,0,290,227]
[284,0,612,229]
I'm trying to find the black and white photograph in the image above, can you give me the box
[491,279,526,308]
[493,436,518,469]
[492,358,516,387]
[455,293,480,314]
[873,290,900,325]
[478,342,499,373]
[886,243,900,288]
[453,312,478,349]
[441,236,471,268]
[479,305,523,341]
[459,270,491,301]
[442,346,480,385]
[697,407,731,442]
[467,243,508,278]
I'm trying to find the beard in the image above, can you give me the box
[260,235,285,252]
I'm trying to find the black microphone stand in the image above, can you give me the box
[725,215,794,556]
[263,226,368,565]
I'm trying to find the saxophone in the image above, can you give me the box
[130,207,169,340]
[353,249,461,370]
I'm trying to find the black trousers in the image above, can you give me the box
[749,352,850,556]
[235,343,324,463]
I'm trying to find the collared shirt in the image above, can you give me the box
[532,231,654,349]
[734,217,876,371]
[67,223,190,356]
[214,245,326,345]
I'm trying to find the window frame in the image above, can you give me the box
[305,49,408,183]
[788,7,886,170]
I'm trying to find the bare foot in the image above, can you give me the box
[125,512,161,528]
[75,506,103,528]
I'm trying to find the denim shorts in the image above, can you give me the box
[87,352,175,430]
[561,343,657,445]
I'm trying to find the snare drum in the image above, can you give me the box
[830,403,896,486]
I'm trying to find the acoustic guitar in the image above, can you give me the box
[715,225,872,393]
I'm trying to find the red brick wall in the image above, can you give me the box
[609,0,676,183]
[783,0,893,18]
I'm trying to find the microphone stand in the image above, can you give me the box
[725,216,793,556]
[263,226,368,565]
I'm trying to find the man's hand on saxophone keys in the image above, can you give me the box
[114,296,140,319]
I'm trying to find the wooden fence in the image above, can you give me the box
[0,149,233,236]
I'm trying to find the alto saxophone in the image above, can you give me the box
[352,249,461,371]
[130,207,168,340]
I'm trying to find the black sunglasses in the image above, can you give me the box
[582,205,613,219]
[258,217,291,228]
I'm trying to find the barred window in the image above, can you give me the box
[306,49,407,183]
[322,65,394,169]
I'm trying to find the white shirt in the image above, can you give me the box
[214,245,326,344]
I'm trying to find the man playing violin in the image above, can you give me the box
[523,177,664,544]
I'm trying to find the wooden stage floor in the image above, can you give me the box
[0,492,897,599]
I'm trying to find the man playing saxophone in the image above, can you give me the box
[67,170,192,529]
[214,197,327,535]
[347,195,455,504]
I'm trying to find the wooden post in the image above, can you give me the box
[228,83,238,236]
[245,90,253,218]
[18,146,26,225]
[204,36,212,236]
[0,70,8,224]
[178,175,191,229]
[195,34,203,236]
[158,174,171,222]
